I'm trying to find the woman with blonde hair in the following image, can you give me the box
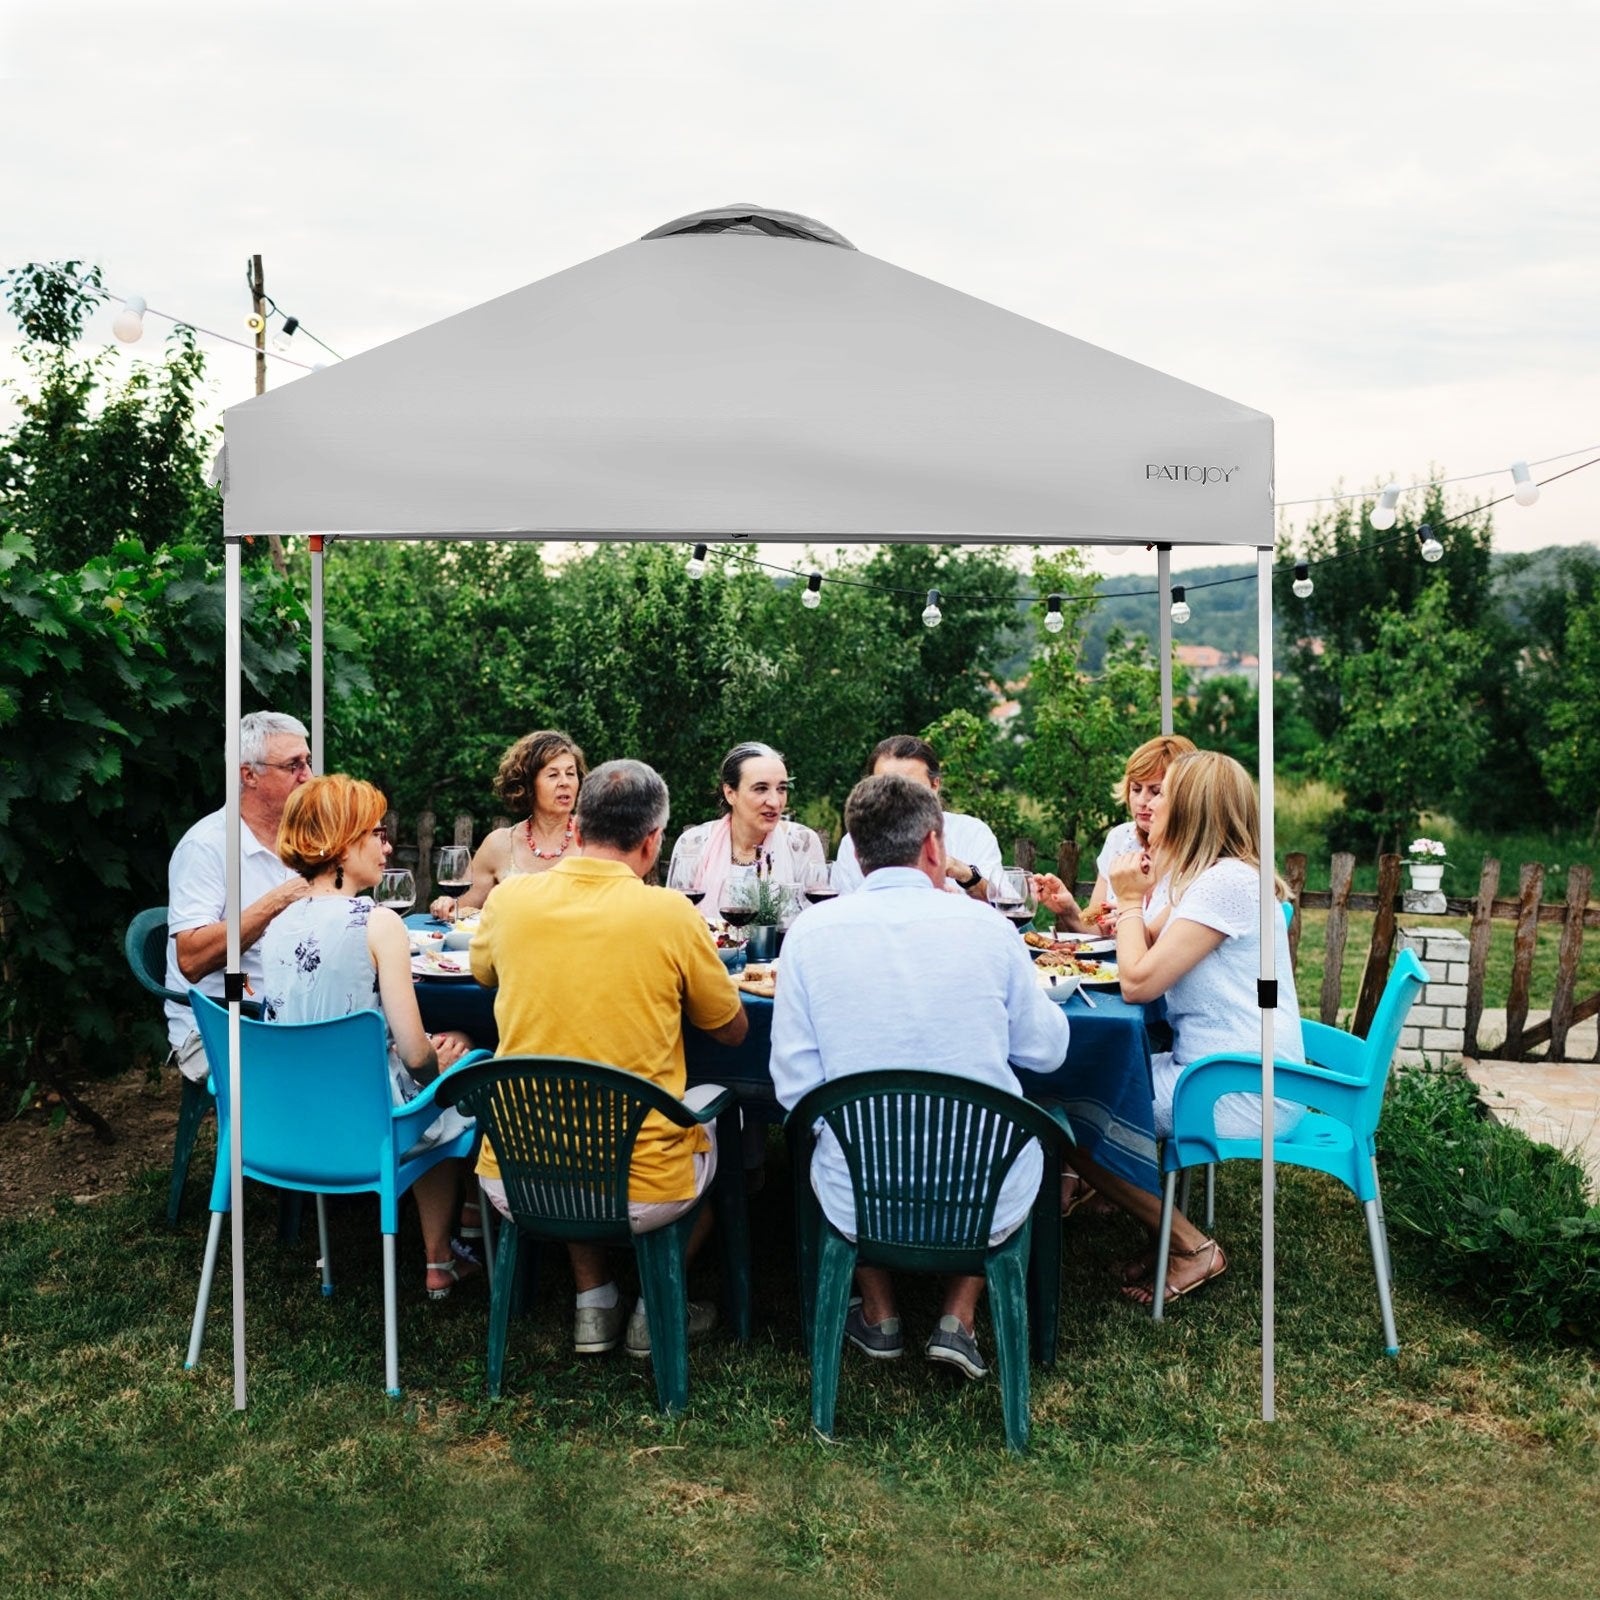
[428,730,588,920]
[1032,733,1196,934]
[1065,749,1306,1306]
[263,774,480,1299]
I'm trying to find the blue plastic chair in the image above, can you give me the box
[786,1072,1073,1454]
[182,991,477,1397]
[1152,949,1428,1353]
[435,1056,751,1415]
[124,907,264,1226]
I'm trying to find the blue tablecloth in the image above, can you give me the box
[409,915,1160,1196]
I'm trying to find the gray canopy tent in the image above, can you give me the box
[213,204,1285,1415]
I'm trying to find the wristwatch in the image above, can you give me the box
[957,865,983,890]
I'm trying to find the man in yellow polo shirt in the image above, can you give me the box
[471,758,748,1358]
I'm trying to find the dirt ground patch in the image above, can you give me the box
[1,1066,203,1221]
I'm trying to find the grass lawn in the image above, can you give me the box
[4,1144,1599,1598]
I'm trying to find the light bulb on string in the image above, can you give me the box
[111,296,146,343]
[271,314,300,354]
[1417,525,1445,563]
[1169,585,1191,625]
[1369,483,1401,531]
[1511,462,1540,507]
[685,543,708,580]
[1292,562,1314,600]
[801,572,822,609]
[1043,593,1065,634]
[921,588,943,629]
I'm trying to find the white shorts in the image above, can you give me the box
[171,1026,210,1085]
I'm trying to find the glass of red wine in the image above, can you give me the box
[667,843,705,907]
[718,878,758,936]
[988,867,1037,932]
[803,861,841,907]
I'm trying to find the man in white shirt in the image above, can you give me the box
[830,735,1002,899]
[772,773,1070,1380]
[164,711,312,1080]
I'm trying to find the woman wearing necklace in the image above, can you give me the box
[428,730,588,921]
[262,774,480,1300]
[669,741,826,924]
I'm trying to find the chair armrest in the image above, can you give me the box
[681,1086,736,1124]
[1300,1020,1365,1077]
[1169,1054,1371,1159]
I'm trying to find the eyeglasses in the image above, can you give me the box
[371,825,390,844]
[255,757,313,775]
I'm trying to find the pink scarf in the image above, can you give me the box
[693,816,805,922]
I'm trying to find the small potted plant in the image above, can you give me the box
[719,852,799,964]
[1405,837,1447,893]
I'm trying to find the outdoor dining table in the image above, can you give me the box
[408,914,1162,1197]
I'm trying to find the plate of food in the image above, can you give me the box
[1024,931,1116,958]
[411,947,477,981]
[1032,950,1120,988]
[736,963,777,1000]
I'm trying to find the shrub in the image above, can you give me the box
[1378,1064,1600,1343]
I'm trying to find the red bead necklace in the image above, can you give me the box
[524,815,574,860]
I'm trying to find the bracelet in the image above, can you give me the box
[1115,910,1145,930]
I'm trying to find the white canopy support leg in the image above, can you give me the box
[1256,545,1277,1421]
[1157,544,1173,735]
[310,535,325,774]
[225,539,248,1411]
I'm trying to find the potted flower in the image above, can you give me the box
[1405,838,1447,893]
[723,853,799,964]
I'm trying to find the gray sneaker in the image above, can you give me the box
[625,1299,717,1359]
[843,1297,904,1359]
[573,1299,629,1355]
[925,1315,987,1381]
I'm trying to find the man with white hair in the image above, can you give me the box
[163,710,312,1081]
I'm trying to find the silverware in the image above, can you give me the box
[1077,987,1098,1009]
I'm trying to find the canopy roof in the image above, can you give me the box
[220,205,1273,548]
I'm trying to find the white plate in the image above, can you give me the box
[411,950,477,981]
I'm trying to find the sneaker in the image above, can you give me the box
[925,1315,987,1381]
[572,1299,629,1355]
[843,1297,904,1360]
[625,1299,717,1359]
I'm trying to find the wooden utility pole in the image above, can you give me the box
[249,253,289,576]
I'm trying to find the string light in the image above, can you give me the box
[1292,562,1314,600]
[1169,585,1191,625]
[685,543,708,579]
[111,295,146,342]
[921,588,943,628]
[1417,525,1445,563]
[271,315,300,354]
[801,571,822,609]
[1511,461,1540,507]
[1369,483,1402,530]
[1043,593,1065,634]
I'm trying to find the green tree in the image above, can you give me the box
[1326,582,1488,852]
[1016,550,1163,848]
[1540,592,1600,837]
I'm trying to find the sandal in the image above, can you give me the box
[1120,1239,1227,1308]
[425,1251,482,1301]
[1060,1171,1098,1218]
[1112,1242,1161,1287]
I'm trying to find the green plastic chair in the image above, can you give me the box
[125,907,238,1227]
[785,1071,1073,1455]
[435,1056,752,1415]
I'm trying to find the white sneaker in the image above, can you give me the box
[572,1300,629,1354]
[625,1299,717,1359]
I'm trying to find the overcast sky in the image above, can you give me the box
[2,1,1595,576]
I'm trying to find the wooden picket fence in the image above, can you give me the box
[395,815,1597,1065]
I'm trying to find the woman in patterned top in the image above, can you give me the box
[263,774,479,1300]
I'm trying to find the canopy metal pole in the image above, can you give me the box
[1157,544,1173,734]
[309,536,325,773]
[1256,545,1277,1422]
[224,539,247,1411]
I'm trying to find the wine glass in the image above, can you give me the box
[803,861,841,906]
[718,877,757,936]
[988,867,1036,931]
[666,845,706,908]
[376,868,416,915]
[435,845,471,900]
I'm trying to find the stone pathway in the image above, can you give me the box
[1462,1009,1600,1194]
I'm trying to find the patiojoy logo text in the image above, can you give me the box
[1145,464,1240,485]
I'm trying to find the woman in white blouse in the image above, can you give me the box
[668,741,826,922]
[1032,733,1195,934]
[1067,750,1305,1307]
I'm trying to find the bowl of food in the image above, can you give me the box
[409,930,445,956]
